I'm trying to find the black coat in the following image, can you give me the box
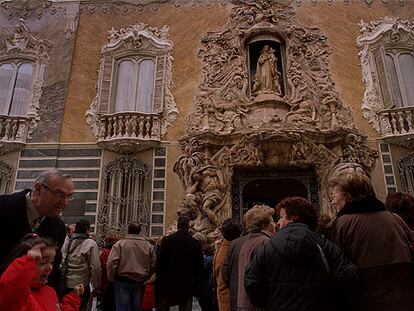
[0,189,66,290]
[245,223,357,311]
[155,229,204,306]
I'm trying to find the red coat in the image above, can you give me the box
[0,255,80,311]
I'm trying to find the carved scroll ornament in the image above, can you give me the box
[185,0,354,136]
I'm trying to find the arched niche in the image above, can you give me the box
[246,34,287,99]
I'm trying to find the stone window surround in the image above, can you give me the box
[86,22,178,153]
[0,20,50,153]
[358,16,414,133]
[96,155,151,245]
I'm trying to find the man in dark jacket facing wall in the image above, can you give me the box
[245,197,357,311]
[156,216,204,311]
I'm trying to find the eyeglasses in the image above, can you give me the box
[42,183,75,201]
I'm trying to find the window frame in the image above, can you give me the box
[0,59,35,117]
[357,17,414,133]
[112,55,156,114]
[374,47,414,109]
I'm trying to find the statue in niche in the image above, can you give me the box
[253,45,281,95]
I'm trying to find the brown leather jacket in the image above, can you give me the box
[327,196,414,311]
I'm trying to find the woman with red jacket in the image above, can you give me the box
[0,234,83,311]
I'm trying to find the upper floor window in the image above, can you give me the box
[0,61,33,116]
[381,50,414,108]
[86,23,178,145]
[114,58,155,113]
[358,16,414,132]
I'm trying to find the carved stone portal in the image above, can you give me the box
[173,0,378,242]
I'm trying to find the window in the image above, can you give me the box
[97,156,150,244]
[114,58,155,113]
[86,23,178,146]
[376,50,414,109]
[0,61,33,116]
[358,17,414,132]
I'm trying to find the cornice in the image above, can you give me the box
[0,0,410,20]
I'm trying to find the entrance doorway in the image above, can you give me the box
[232,167,319,222]
[242,178,308,214]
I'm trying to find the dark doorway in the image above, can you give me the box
[242,178,308,215]
[232,167,319,222]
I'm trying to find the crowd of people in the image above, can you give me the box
[0,169,413,311]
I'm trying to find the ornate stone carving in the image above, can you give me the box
[0,20,51,147]
[173,135,261,239]
[185,0,354,135]
[86,22,178,153]
[357,16,414,132]
[64,2,79,40]
[0,0,53,19]
[174,0,379,233]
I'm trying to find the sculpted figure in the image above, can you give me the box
[253,45,281,94]
[185,165,225,230]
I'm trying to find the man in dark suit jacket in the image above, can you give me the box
[156,216,204,311]
[0,169,75,292]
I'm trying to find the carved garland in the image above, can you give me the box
[357,16,414,132]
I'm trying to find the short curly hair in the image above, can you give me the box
[276,196,317,230]
[244,204,274,231]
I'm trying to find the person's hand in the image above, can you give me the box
[73,284,84,296]
[26,243,45,263]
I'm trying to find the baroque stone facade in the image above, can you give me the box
[173,0,378,241]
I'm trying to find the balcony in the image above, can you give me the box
[0,115,30,155]
[97,112,161,153]
[379,107,414,147]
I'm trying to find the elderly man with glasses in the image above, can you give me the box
[0,168,75,296]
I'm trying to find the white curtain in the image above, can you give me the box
[399,53,414,106]
[114,60,135,112]
[136,59,155,113]
[0,64,14,115]
[10,63,33,116]
[385,54,403,108]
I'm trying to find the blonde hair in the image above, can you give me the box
[328,172,375,201]
[244,204,274,231]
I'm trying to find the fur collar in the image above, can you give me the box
[337,196,385,218]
